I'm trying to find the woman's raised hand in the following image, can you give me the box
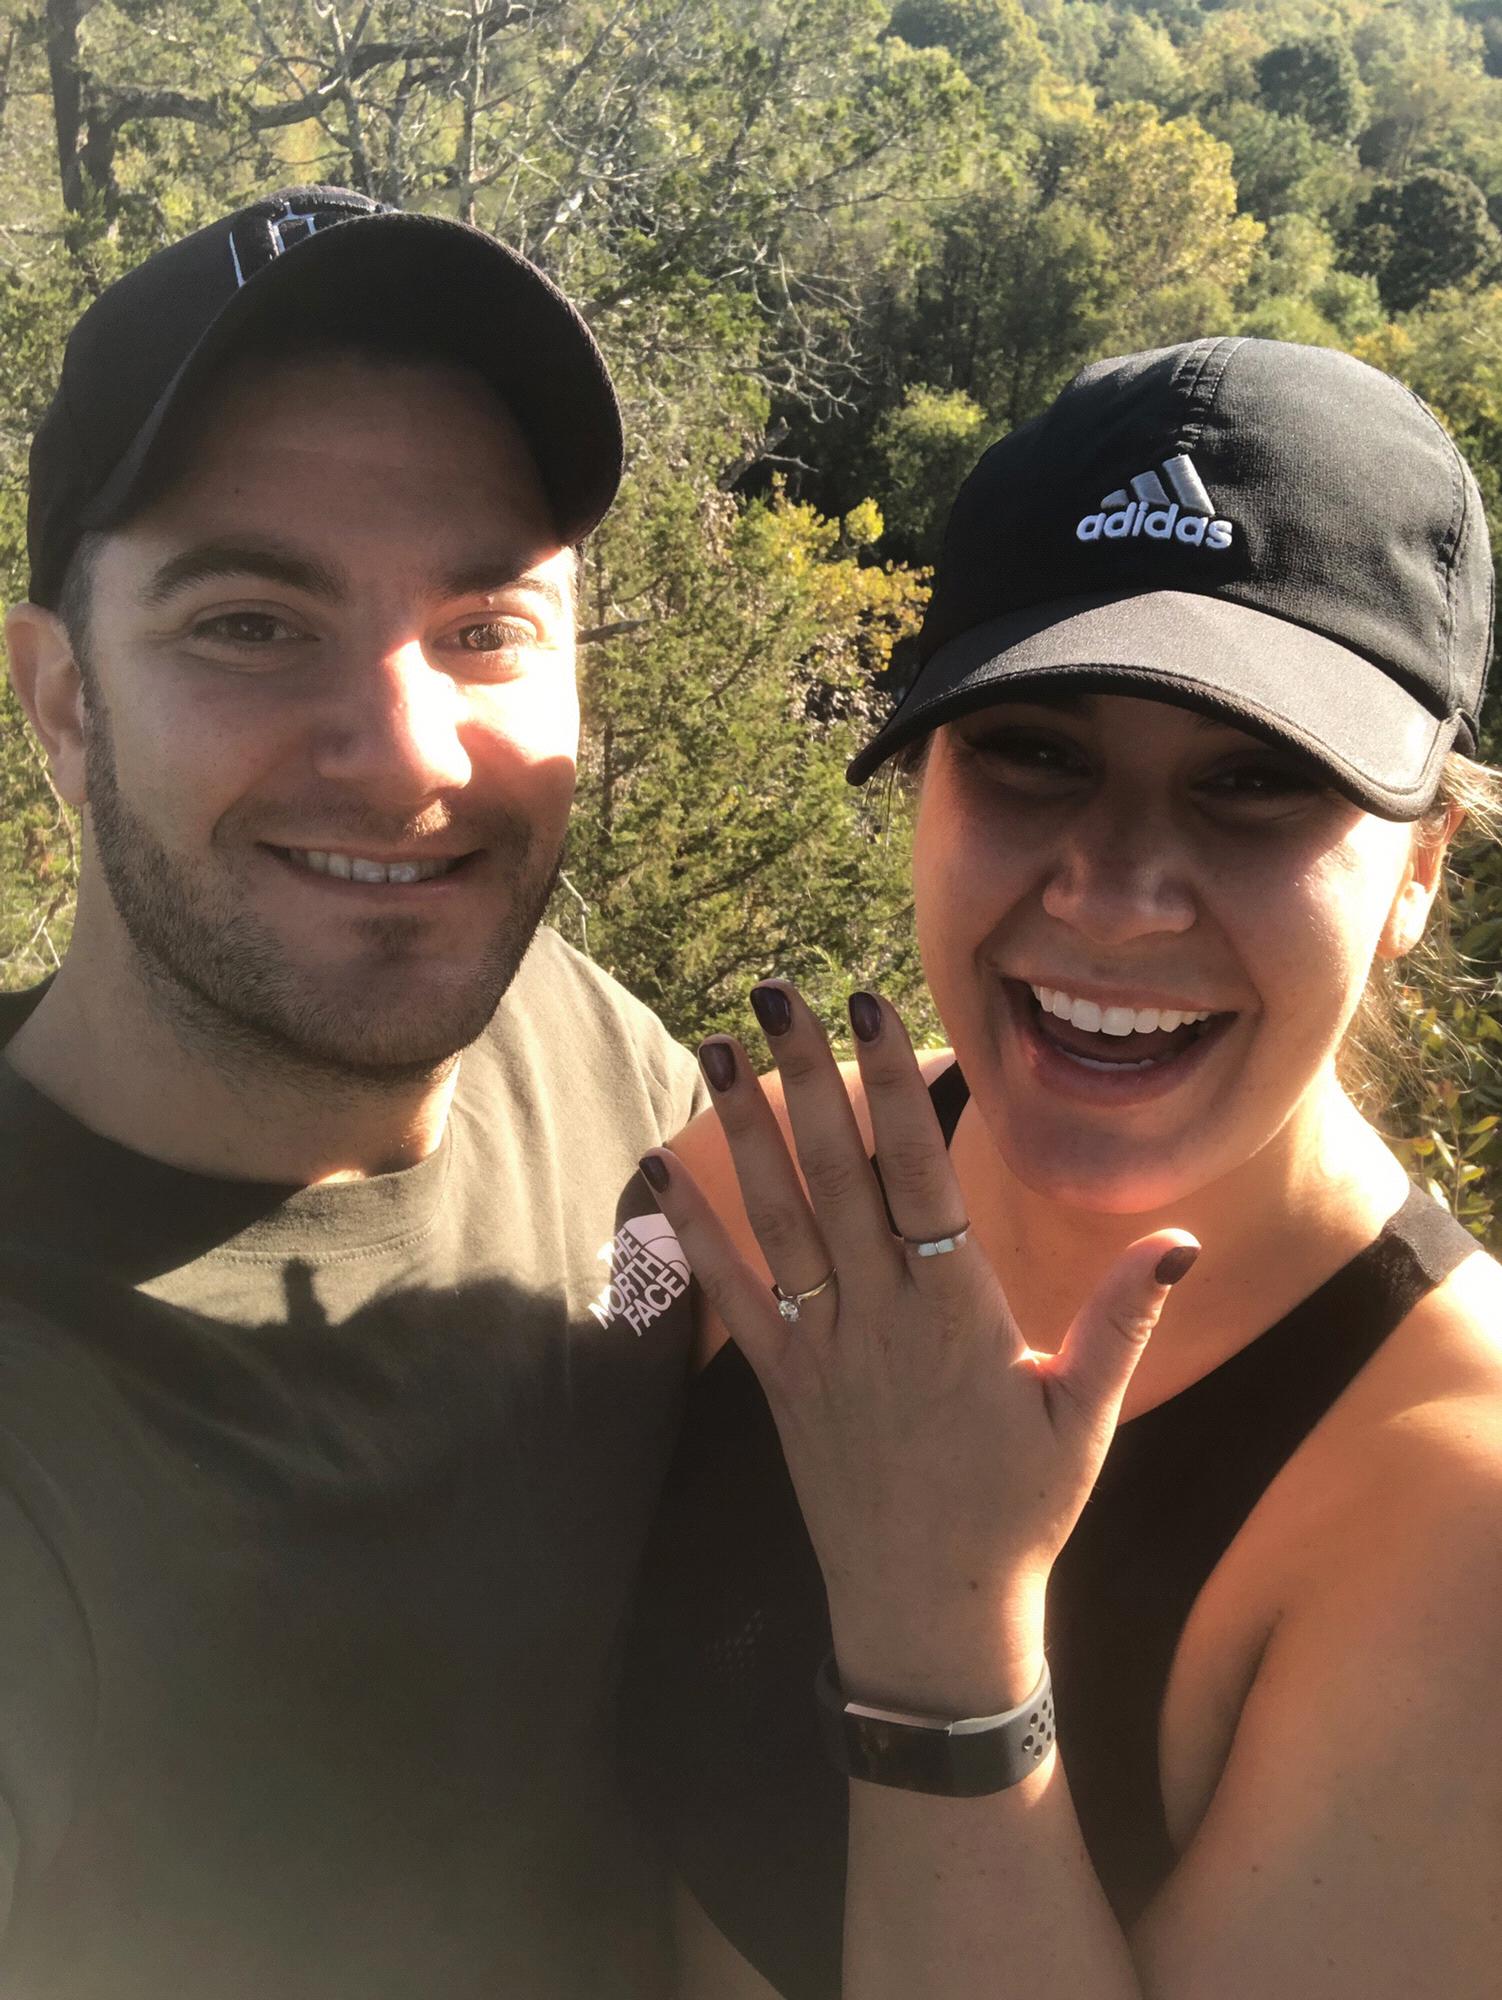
[642,983,1197,1715]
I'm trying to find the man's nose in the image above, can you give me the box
[1039,803,1197,944]
[312,641,473,802]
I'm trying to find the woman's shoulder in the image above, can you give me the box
[1348,1238,1502,1546]
[1156,1231,1502,1890]
[1223,1234,1502,1709]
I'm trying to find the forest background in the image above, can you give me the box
[0,0,1499,1236]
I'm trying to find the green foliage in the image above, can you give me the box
[1200,100,1352,222]
[557,478,934,1042]
[873,386,990,559]
[1256,34,1367,141]
[0,0,1499,1236]
[1051,103,1264,333]
[1346,167,1502,312]
[1386,833,1502,1242]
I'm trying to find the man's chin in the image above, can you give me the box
[225,965,517,1079]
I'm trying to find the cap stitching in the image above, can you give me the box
[1172,336,1245,453]
[1396,381,1468,704]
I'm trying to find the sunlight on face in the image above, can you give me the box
[76,353,580,1077]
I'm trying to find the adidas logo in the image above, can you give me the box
[1075,454,1233,551]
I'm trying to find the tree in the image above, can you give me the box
[1345,167,1502,313]
[559,473,933,1042]
[872,384,989,559]
[1051,103,1263,338]
[1201,99,1350,222]
[1255,34,1366,142]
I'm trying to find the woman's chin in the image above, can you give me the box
[1001,1143,1209,1219]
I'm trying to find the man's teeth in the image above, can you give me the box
[289,849,456,884]
[1030,984,1212,1036]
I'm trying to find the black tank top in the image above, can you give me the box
[619,1065,1481,1999]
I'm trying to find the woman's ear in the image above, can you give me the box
[1376,804,1463,960]
[6,603,90,807]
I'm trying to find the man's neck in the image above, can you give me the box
[6,938,459,1185]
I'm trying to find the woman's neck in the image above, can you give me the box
[954,1080,1413,1419]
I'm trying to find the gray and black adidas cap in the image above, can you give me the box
[27,186,623,608]
[849,337,1494,818]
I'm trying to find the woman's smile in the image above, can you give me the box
[1013,975,1233,1077]
[913,693,1422,1212]
[991,972,1239,1112]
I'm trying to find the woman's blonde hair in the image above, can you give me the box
[1342,748,1502,1115]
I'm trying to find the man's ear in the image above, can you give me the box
[1376,805,1463,961]
[5,603,90,806]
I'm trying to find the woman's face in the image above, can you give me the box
[912,691,1438,1215]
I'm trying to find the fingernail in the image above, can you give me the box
[1155,1244,1200,1286]
[750,985,792,1037]
[848,991,882,1044]
[698,1039,737,1092]
[639,1154,670,1194]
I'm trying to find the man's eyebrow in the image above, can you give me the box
[439,563,570,620]
[141,542,347,608]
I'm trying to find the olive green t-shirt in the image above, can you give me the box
[0,927,705,1999]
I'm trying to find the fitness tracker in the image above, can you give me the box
[815,1653,1055,1797]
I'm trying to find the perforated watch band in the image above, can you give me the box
[815,1654,1055,1797]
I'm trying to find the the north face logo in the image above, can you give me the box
[587,1213,690,1334]
[1075,453,1233,551]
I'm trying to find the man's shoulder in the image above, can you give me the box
[470,928,706,1137]
[0,982,49,1058]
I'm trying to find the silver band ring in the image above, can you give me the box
[904,1226,971,1258]
[772,1271,837,1322]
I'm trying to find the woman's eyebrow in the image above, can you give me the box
[141,541,346,607]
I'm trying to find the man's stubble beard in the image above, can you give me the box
[82,692,564,1087]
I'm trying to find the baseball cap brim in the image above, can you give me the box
[78,209,622,549]
[847,589,1458,819]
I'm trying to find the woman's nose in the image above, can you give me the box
[312,641,473,803]
[1039,810,1197,944]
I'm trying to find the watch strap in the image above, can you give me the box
[815,1653,1055,1798]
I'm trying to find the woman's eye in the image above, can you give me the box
[956,729,1090,782]
[1199,757,1325,807]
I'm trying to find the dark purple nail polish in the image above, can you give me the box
[848,991,882,1044]
[639,1154,670,1194]
[1155,1244,1200,1286]
[750,985,792,1037]
[699,1040,737,1092]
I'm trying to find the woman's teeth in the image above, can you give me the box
[1030,984,1212,1036]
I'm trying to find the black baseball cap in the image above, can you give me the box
[27,185,624,607]
[848,337,1494,818]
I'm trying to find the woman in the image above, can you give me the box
[624,337,1502,1999]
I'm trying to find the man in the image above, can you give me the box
[0,187,704,1997]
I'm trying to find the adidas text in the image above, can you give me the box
[1076,499,1233,550]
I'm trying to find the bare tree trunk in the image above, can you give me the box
[43,0,88,214]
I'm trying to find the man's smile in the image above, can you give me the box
[265,843,477,886]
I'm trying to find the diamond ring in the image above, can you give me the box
[771,1271,837,1321]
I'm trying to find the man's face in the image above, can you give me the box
[75,351,579,1077]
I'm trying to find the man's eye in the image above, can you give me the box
[192,611,299,645]
[452,619,532,654]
